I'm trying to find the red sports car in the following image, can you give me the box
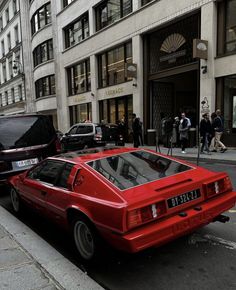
[9,147,236,261]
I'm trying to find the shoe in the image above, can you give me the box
[220,148,227,153]
[211,149,217,152]
[181,151,186,154]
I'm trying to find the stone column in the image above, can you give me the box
[132,35,143,122]
[90,54,99,123]
[200,1,217,116]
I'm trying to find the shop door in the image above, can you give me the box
[152,81,174,138]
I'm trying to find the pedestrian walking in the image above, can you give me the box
[179,112,191,153]
[211,109,227,153]
[172,116,180,147]
[137,117,144,146]
[200,113,211,154]
[132,113,140,148]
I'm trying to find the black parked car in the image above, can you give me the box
[60,123,124,152]
[0,114,57,183]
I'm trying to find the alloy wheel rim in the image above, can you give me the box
[74,221,94,260]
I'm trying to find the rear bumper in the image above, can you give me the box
[102,191,236,253]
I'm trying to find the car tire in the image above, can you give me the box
[72,215,99,262]
[10,187,21,214]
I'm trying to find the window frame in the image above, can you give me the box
[98,41,132,88]
[95,0,132,31]
[33,39,54,67]
[35,75,55,99]
[64,12,89,49]
[31,2,51,36]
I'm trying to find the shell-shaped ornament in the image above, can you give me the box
[160,33,186,54]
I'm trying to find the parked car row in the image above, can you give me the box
[60,122,124,152]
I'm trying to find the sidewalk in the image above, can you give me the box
[0,206,103,290]
[125,143,236,164]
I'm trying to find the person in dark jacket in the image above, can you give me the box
[132,113,140,148]
[211,109,227,153]
[200,113,211,154]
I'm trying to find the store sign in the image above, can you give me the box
[160,33,186,63]
[105,87,124,97]
[193,39,208,60]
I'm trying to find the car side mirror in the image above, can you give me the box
[65,132,69,136]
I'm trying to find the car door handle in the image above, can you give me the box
[41,191,47,196]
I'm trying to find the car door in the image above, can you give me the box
[64,125,79,150]
[18,160,65,213]
[44,162,75,225]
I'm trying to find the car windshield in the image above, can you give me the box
[87,150,192,190]
[0,116,55,150]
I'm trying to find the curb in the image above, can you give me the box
[0,206,104,290]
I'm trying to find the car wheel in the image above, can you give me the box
[72,216,98,261]
[10,187,21,214]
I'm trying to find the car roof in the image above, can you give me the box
[53,147,138,163]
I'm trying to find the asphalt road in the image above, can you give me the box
[0,161,236,290]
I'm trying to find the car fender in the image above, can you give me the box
[66,205,94,226]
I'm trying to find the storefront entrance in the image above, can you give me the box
[151,70,198,139]
[99,95,133,142]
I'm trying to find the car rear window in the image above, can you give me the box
[0,115,55,150]
[87,150,192,190]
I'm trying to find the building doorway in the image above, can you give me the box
[151,70,198,143]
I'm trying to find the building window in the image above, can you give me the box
[64,13,89,49]
[14,25,19,45]
[98,41,132,88]
[13,0,17,14]
[35,75,55,99]
[11,87,15,103]
[63,0,74,8]
[141,0,153,5]
[0,94,2,106]
[9,57,13,78]
[1,40,5,56]
[96,0,132,31]
[5,91,8,105]
[31,2,51,36]
[18,84,22,100]
[5,8,9,24]
[0,17,3,31]
[67,59,91,95]
[218,0,236,55]
[33,39,53,67]
[2,61,6,82]
[69,103,92,125]
[7,33,11,51]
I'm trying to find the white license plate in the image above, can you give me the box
[16,158,39,168]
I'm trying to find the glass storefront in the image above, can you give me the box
[99,95,133,141]
[224,75,236,133]
[69,102,92,126]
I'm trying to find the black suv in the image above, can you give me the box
[0,114,57,183]
[60,123,124,152]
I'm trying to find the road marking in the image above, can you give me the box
[203,234,236,250]
[188,233,236,250]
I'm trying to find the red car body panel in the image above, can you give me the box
[9,147,236,253]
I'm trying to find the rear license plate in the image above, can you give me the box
[167,190,201,208]
[16,158,39,168]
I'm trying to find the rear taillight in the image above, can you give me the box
[127,201,166,230]
[0,161,11,172]
[204,176,233,198]
[94,134,102,141]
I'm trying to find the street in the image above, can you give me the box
[0,161,236,290]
